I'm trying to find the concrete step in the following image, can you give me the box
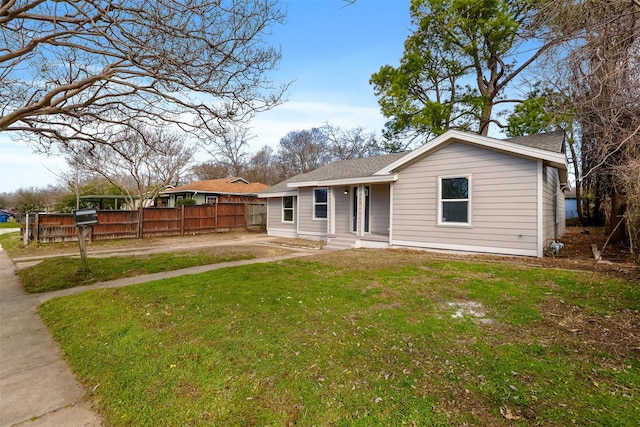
[324,237,356,251]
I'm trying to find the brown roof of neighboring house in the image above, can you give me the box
[164,177,269,195]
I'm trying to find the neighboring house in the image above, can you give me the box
[259,130,568,258]
[161,177,269,207]
[564,188,578,219]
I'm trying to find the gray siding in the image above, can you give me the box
[542,166,565,241]
[298,187,327,237]
[266,197,296,236]
[392,142,539,255]
[333,187,351,234]
[370,184,390,235]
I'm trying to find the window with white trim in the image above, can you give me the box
[313,188,328,219]
[439,176,470,225]
[282,196,294,222]
[205,196,218,204]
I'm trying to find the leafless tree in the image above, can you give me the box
[65,125,196,215]
[190,162,234,181]
[549,0,640,242]
[203,124,253,177]
[244,145,284,185]
[1,0,288,151]
[322,124,382,160]
[277,128,332,177]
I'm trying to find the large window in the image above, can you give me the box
[439,176,470,225]
[282,196,294,222]
[314,188,328,219]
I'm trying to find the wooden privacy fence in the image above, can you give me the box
[22,203,266,244]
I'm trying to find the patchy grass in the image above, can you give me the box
[40,251,640,426]
[20,245,290,293]
[0,230,20,251]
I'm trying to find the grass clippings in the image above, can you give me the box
[39,251,640,426]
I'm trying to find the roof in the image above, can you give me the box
[262,130,569,196]
[504,130,566,153]
[163,177,269,195]
[260,152,407,195]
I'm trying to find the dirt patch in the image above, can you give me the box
[308,228,638,282]
[539,299,640,360]
[9,231,264,259]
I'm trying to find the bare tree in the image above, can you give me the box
[553,0,640,242]
[203,124,253,177]
[322,124,382,160]
[190,162,234,181]
[244,145,283,185]
[277,128,332,177]
[1,0,287,151]
[65,125,196,217]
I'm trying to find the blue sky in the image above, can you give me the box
[0,0,412,194]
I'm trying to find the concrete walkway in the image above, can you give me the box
[0,233,316,427]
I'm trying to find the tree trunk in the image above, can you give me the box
[607,189,627,244]
[478,104,492,136]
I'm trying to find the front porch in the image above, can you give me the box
[329,183,391,240]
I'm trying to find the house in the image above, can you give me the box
[564,188,578,218]
[259,130,568,258]
[161,177,269,207]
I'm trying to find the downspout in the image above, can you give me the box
[389,182,394,246]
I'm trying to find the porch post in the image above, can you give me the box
[357,184,365,238]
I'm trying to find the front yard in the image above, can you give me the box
[39,249,639,426]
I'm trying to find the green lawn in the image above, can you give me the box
[18,245,290,293]
[39,250,640,426]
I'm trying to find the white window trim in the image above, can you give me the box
[205,195,218,204]
[313,187,328,220]
[437,174,472,227]
[282,196,294,223]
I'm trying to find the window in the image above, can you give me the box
[439,176,470,225]
[205,196,218,204]
[314,188,328,219]
[282,196,294,222]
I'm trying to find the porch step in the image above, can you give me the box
[324,237,357,251]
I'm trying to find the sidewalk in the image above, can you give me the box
[0,236,316,427]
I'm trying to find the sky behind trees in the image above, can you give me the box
[0,0,412,193]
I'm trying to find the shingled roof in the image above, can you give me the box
[262,130,567,195]
[164,177,269,195]
[261,152,407,194]
[503,130,566,153]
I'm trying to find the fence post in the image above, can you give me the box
[34,213,40,245]
[23,214,29,246]
[244,202,248,231]
[215,200,218,232]
[137,207,143,239]
[181,204,185,236]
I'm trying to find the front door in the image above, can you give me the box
[352,185,370,233]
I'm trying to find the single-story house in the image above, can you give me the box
[160,177,269,207]
[259,130,568,258]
